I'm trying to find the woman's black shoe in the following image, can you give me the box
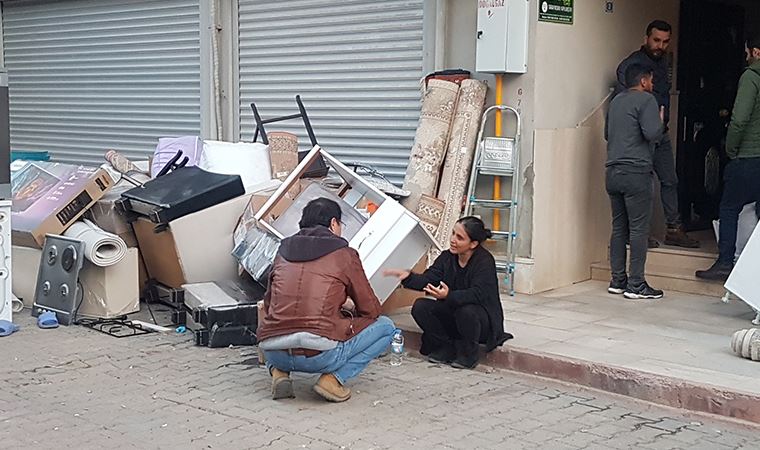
[450,356,479,370]
[427,346,456,364]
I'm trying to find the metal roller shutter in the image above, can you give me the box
[2,0,201,165]
[238,0,424,184]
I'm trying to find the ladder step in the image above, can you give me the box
[476,167,515,177]
[495,262,509,272]
[470,199,514,209]
[490,231,516,240]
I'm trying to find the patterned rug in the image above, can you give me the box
[401,79,460,211]
[434,79,488,249]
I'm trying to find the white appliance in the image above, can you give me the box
[255,146,441,302]
[725,222,760,313]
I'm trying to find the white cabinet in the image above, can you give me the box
[726,222,760,312]
[254,146,440,302]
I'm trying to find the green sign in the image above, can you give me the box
[538,0,574,24]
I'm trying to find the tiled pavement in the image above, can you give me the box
[1,313,758,450]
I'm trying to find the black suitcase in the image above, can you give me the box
[183,278,265,348]
[118,166,245,224]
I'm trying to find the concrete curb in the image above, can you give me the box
[400,328,760,425]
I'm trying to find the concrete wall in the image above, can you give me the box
[443,0,538,263]
[534,0,680,129]
[440,0,685,293]
[520,0,681,293]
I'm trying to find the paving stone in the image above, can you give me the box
[2,313,758,449]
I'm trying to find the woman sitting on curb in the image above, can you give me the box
[385,216,513,369]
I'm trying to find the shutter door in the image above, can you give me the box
[2,0,201,165]
[238,0,424,184]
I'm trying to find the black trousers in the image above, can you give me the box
[717,158,760,264]
[606,167,653,288]
[411,298,489,359]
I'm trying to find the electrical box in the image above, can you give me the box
[476,0,529,74]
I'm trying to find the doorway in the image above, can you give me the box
[676,0,747,243]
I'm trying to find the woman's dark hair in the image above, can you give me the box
[456,216,492,243]
[299,197,342,229]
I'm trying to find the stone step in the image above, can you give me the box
[591,262,726,297]
[645,245,718,271]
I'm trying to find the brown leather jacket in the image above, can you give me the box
[257,226,382,342]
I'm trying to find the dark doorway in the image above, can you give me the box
[676,0,746,233]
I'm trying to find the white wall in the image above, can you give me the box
[534,0,680,129]
[443,0,538,259]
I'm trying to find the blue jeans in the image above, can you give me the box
[264,316,396,385]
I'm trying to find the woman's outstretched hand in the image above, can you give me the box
[383,269,410,280]
[424,282,449,300]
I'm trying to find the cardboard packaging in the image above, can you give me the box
[251,146,440,302]
[11,244,41,307]
[134,193,254,289]
[11,245,141,317]
[78,248,140,319]
[11,161,114,248]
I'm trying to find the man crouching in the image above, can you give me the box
[257,197,396,402]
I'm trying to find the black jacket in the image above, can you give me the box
[402,246,511,351]
[614,47,671,125]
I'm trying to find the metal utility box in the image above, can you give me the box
[475,0,530,74]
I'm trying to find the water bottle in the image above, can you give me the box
[390,329,404,366]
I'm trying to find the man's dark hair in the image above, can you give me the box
[646,20,671,36]
[747,34,760,51]
[624,63,653,89]
[299,197,342,229]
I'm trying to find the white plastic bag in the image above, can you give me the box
[713,202,759,261]
[199,141,272,192]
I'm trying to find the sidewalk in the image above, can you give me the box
[2,310,758,449]
[388,280,760,424]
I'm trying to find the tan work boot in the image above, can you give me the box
[664,226,699,248]
[313,373,351,402]
[271,368,294,400]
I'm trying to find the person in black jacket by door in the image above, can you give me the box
[384,216,513,369]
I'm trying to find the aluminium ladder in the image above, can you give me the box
[464,105,522,295]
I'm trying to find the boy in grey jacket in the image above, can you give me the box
[605,64,664,299]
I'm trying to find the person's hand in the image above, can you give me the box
[424,282,449,300]
[383,269,410,280]
[659,106,665,123]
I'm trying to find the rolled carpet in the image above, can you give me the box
[63,219,128,267]
[435,79,488,249]
[401,79,460,211]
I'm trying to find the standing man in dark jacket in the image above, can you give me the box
[615,20,699,248]
[605,64,664,299]
[697,36,760,281]
[258,198,395,402]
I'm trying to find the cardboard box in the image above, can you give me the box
[78,248,140,319]
[134,193,254,289]
[11,245,41,307]
[11,161,114,248]
[11,245,146,312]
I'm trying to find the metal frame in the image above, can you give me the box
[465,105,522,295]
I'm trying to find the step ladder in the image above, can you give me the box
[465,105,521,295]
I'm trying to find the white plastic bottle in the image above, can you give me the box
[390,329,404,366]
